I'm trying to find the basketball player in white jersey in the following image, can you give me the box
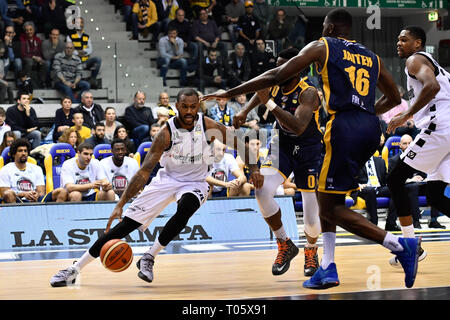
[387,26,450,267]
[50,88,263,287]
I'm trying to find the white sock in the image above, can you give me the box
[401,224,415,238]
[273,226,288,241]
[147,238,165,258]
[382,232,404,252]
[321,232,336,269]
[74,251,95,271]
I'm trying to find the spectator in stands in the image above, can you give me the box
[206,139,248,198]
[157,91,176,117]
[0,107,11,144]
[60,142,116,202]
[113,125,136,157]
[130,0,160,47]
[268,9,290,54]
[53,96,74,142]
[53,42,90,103]
[122,0,135,31]
[3,24,22,87]
[0,131,16,153]
[195,47,226,89]
[158,26,189,86]
[73,91,105,129]
[6,92,41,149]
[42,0,69,36]
[42,28,65,86]
[0,0,25,31]
[84,123,110,147]
[190,0,215,18]
[58,127,81,151]
[0,42,13,104]
[250,38,275,78]
[192,8,226,59]
[20,21,47,88]
[155,106,170,125]
[224,42,250,88]
[17,70,33,98]
[229,94,260,131]
[67,17,102,88]
[155,0,180,34]
[70,112,92,143]
[142,122,161,143]
[101,107,123,141]
[0,138,68,202]
[224,0,245,46]
[167,8,198,71]
[236,1,260,53]
[99,138,139,199]
[124,90,155,147]
[208,91,235,127]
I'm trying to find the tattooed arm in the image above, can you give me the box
[106,125,171,232]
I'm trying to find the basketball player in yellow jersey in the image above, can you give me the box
[203,9,422,289]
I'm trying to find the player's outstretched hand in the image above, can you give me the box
[200,90,230,102]
[233,110,247,129]
[387,112,410,134]
[106,205,123,233]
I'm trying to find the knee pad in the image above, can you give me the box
[301,191,321,239]
[255,169,284,218]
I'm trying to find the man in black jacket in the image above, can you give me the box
[196,48,226,89]
[6,92,41,149]
[124,90,156,147]
[73,91,105,129]
[224,43,250,88]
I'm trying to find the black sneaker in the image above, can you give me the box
[304,246,319,277]
[272,238,299,275]
[428,220,446,229]
[385,224,401,232]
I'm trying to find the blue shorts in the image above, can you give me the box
[212,188,228,198]
[262,136,322,192]
[82,192,97,201]
[318,110,381,194]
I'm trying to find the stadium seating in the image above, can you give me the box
[133,142,152,166]
[383,136,401,160]
[44,143,76,193]
[93,144,113,160]
[0,147,37,169]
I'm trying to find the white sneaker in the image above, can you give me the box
[50,264,80,287]
[137,253,154,283]
[389,246,427,268]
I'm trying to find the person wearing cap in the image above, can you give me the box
[236,1,260,53]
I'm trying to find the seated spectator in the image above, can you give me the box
[124,90,155,146]
[6,92,41,149]
[0,131,16,154]
[156,106,170,126]
[158,27,189,87]
[53,42,90,103]
[70,112,92,143]
[42,0,70,36]
[250,38,275,78]
[58,127,81,152]
[113,125,136,157]
[0,107,11,144]
[253,0,269,39]
[101,107,123,141]
[0,0,25,30]
[42,28,65,86]
[206,140,248,198]
[195,47,226,89]
[167,8,198,70]
[236,1,260,53]
[84,123,110,147]
[17,70,33,99]
[99,138,139,199]
[229,94,260,130]
[3,24,22,86]
[20,21,47,89]
[268,9,291,54]
[73,91,105,129]
[130,0,160,47]
[0,44,13,104]
[208,91,235,126]
[224,0,245,46]
[192,8,227,59]
[53,96,74,142]
[122,0,136,31]
[157,91,176,117]
[235,137,262,196]
[67,17,102,88]
[0,138,68,202]
[155,0,180,35]
[142,122,161,143]
[60,142,116,202]
[224,42,250,88]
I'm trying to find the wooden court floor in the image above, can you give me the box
[1,241,449,300]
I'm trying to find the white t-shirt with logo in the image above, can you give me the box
[60,157,106,197]
[209,153,239,193]
[0,162,45,194]
[99,156,139,195]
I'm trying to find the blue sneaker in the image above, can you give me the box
[393,237,421,288]
[302,263,340,289]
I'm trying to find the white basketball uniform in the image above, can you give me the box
[0,162,45,195]
[401,51,450,183]
[100,156,139,196]
[60,157,106,197]
[123,114,214,232]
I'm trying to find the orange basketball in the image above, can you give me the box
[100,239,133,272]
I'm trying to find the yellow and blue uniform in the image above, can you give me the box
[317,37,381,194]
[262,76,323,192]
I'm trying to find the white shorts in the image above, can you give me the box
[123,174,209,232]
[401,125,450,183]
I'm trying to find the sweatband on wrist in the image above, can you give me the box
[265,99,277,111]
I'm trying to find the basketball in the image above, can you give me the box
[100,239,133,272]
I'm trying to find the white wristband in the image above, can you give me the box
[265,99,277,111]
